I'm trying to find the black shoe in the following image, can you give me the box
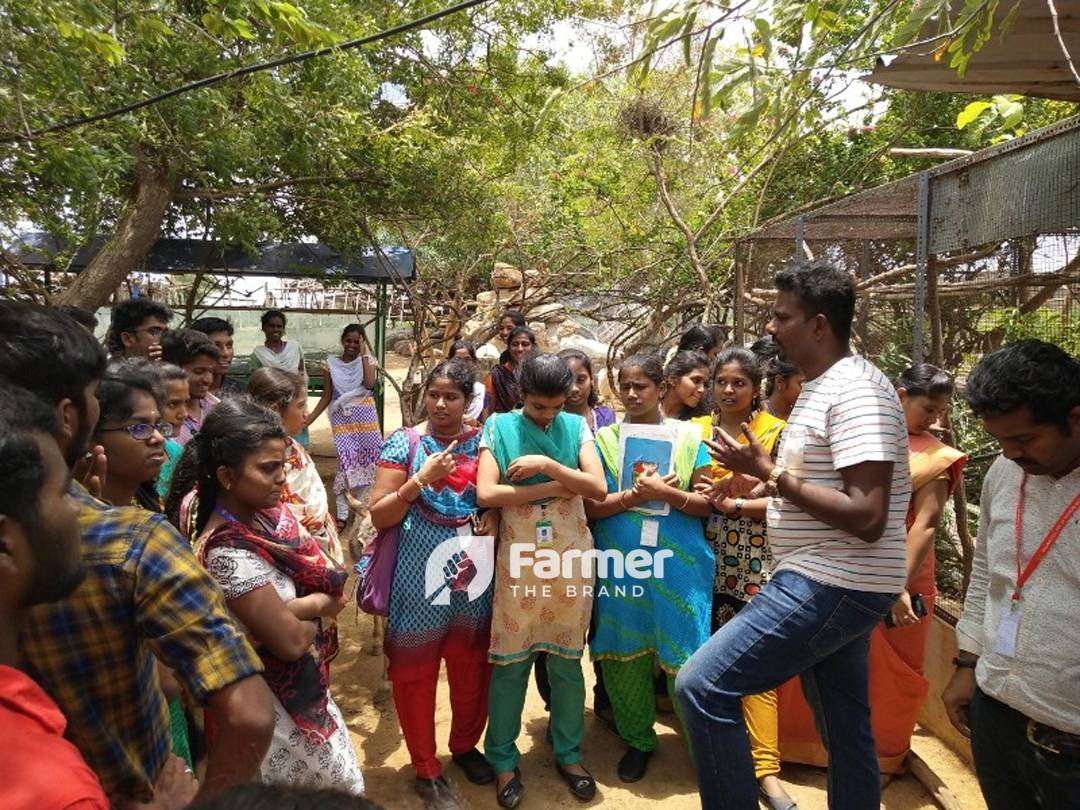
[555,763,596,802]
[617,747,652,783]
[496,767,524,809]
[451,748,495,785]
[415,776,463,810]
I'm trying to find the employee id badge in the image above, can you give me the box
[535,519,554,547]
[640,518,659,547]
[993,602,1022,658]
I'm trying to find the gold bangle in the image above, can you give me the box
[681,491,692,510]
[620,490,631,509]
[412,474,425,490]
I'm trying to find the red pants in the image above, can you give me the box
[392,656,492,778]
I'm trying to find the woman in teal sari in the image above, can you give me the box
[477,354,608,808]
[586,352,714,784]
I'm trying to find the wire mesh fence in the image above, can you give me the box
[732,116,1080,618]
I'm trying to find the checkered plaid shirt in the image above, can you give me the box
[18,483,262,802]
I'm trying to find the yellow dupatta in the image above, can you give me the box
[691,409,786,480]
[908,432,967,496]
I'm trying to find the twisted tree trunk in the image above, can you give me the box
[55,156,172,309]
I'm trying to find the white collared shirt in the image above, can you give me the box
[956,455,1080,733]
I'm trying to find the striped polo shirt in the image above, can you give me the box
[766,355,910,593]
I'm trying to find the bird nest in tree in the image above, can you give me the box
[619,97,677,143]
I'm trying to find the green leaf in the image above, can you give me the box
[893,0,944,46]
[956,100,991,129]
[232,18,256,40]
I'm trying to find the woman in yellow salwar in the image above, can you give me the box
[694,347,796,810]
[477,354,608,808]
[777,364,966,776]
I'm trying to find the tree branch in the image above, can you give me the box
[174,174,385,200]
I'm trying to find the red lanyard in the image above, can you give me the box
[1013,472,1080,604]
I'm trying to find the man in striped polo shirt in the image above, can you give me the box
[676,261,909,810]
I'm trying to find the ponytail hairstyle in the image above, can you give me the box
[677,325,720,355]
[895,363,955,399]
[711,346,764,412]
[558,348,599,407]
[248,367,305,413]
[618,352,665,388]
[518,353,573,398]
[166,397,286,535]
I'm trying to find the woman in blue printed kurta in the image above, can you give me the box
[368,360,499,801]
[585,352,714,784]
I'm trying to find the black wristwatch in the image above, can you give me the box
[952,657,977,669]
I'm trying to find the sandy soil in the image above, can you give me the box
[304,357,984,810]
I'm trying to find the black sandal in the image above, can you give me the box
[555,763,596,802]
[496,767,523,809]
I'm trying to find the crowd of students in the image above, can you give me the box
[0,259,1077,810]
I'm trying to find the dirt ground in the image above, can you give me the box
[304,356,985,810]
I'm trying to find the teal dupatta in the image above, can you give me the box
[483,409,584,485]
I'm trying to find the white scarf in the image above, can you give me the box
[253,341,303,372]
[327,354,372,415]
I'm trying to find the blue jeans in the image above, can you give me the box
[674,569,895,810]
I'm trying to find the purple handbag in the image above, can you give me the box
[355,427,420,616]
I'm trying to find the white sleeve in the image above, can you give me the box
[955,464,996,655]
[205,547,275,600]
[580,419,595,446]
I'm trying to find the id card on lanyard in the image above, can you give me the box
[996,472,1080,657]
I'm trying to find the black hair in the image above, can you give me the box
[663,349,710,418]
[160,328,221,367]
[186,783,385,810]
[448,339,478,361]
[248,367,305,411]
[712,346,763,411]
[189,316,234,337]
[54,304,98,332]
[0,386,61,533]
[749,335,800,395]
[97,359,164,433]
[677,325,719,354]
[895,363,955,399]
[170,397,286,533]
[966,340,1080,431]
[507,326,537,346]
[341,322,368,343]
[558,348,599,407]
[774,260,856,344]
[107,298,173,352]
[519,353,573,398]
[0,301,108,410]
[618,352,666,386]
[499,310,527,328]
[261,309,287,328]
[424,359,476,399]
[664,349,710,382]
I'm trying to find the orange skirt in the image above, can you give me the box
[776,589,933,774]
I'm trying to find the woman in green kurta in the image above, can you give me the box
[585,352,714,783]
[477,354,608,808]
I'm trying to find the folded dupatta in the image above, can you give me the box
[196,506,347,745]
[483,410,583,485]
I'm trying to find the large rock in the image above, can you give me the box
[492,262,523,290]
[558,335,609,362]
[529,302,566,323]
[476,290,498,305]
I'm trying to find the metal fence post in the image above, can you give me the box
[913,171,930,361]
[374,282,387,430]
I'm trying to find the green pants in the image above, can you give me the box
[601,655,683,753]
[484,653,585,773]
